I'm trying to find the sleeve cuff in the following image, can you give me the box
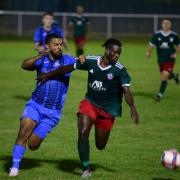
[122,83,131,87]
[149,42,156,47]
[73,63,77,69]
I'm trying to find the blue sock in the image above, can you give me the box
[12,144,26,169]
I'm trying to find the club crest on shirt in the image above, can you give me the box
[170,37,174,42]
[89,69,94,74]
[107,73,114,80]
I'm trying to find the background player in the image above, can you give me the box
[146,19,180,101]
[68,5,90,56]
[37,38,139,179]
[34,11,68,53]
[9,33,77,177]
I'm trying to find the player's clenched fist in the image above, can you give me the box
[78,55,86,64]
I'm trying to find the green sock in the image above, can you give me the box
[78,132,90,170]
[169,72,175,80]
[159,80,167,95]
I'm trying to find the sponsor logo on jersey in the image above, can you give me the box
[170,37,174,42]
[158,37,161,41]
[160,42,169,49]
[77,20,82,25]
[107,73,114,80]
[89,80,106,91]
[43,32,47,37]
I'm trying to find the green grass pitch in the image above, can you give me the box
[0,38,180,180]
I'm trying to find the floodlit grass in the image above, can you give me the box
[0,38,180,180]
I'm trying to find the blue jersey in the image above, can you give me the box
[31,54,75,110]
[34,26,64,47]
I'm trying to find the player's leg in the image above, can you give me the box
[78,114,94,172]
[94,115,115,150]
[155,63,173,101]
[77,99,97,178]
[75,37,86,56]
[162,62,179,84]
[155,70,169,101]
[95,128,110,150]
[169,72,179,84]
[9,118,37,176]
[168,66,179,85]
[15,118,37,146]
[10,99,40,176]
[28,122,55,150]
[28,107,62,150]
[156,62,179,101]
[28,133,43,151]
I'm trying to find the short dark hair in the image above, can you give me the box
[102,38,122,49]
[45,33,62,44]
[43,11,54,18]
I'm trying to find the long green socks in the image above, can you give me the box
[78,133,90,171]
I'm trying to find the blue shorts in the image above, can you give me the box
[21,99,61,139]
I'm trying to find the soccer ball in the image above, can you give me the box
[161,149,180,169]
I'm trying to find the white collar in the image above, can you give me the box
[160,30,171,37]
[97,58,112,71]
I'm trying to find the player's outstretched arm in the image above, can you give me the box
[21,52,47,71]
[146,46,154,59]
[37,56,86,83]
[34,42,46,53]
[175,44,180,54]
[37,64,75,83]
[170,44,180,58]
[176,46,180,54]
[123,86,139,125]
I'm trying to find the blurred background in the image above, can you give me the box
[0,0,180,39]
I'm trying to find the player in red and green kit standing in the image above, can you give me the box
[68,5,90,56]
[146,19,180,101]
[37,38,139,179]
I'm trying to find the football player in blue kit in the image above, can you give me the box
[9,33,80,177]
[34,11,68,53]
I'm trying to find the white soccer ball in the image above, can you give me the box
[161,149,180,169]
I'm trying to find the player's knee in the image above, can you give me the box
[78,130,89,143]
[81,128,89,138]
[95,143,106,150]
[28,141,40,151]
[28,144,40,151]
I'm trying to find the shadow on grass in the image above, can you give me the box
[152,178,174,180]
[12,95,30,102]
[133,91,154,99]
[58,159,116,175]
[0,155,115,176]
[0,155,41,173]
